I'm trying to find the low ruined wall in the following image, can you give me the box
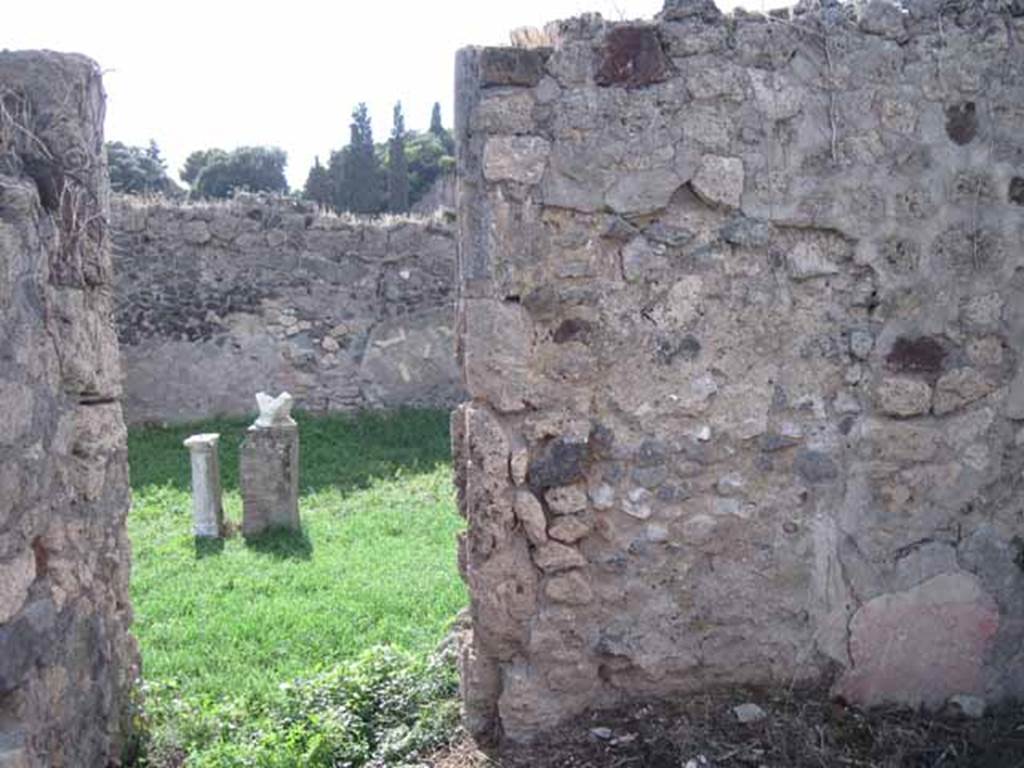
[111,196,460,424]
[0,52,137,766]
[453,0,1024,741]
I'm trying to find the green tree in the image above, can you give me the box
[428,102,455,155]
[303,155,333,209]
[388,102,410,213]
[180,148,227,185]
[326,148,348,212]
[106,140,177,195]
[428,102,444,138]
[405,131,453,205]
[192,146,288,199]
[338,103,382,214]
[312,100,453,213]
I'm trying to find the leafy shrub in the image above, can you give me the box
[139,646,460,767]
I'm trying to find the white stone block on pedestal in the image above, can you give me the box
[240,392,301,537]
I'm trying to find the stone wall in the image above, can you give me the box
[0,52,137,766]
[111,196,460,424]
[453,0,1024,742]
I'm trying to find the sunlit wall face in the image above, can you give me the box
[2,0,761,189]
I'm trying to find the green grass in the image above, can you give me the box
[127,409,466,765]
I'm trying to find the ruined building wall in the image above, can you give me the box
[453,0,1024,741]
[111,197,460,424]
[0,52,137,766]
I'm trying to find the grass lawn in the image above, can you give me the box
[127,409,467,766]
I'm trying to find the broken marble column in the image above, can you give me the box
[240,392,300,537]
[183,433,224,537]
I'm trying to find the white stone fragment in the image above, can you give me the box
[623,489,653,519]
[590,483,615,510]
[627,487,649,503]
[732,702,767,723]
[685,424,712,442]
[254,391,295,428]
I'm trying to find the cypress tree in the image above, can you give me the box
[429,102,444,137]
[341,103,380,214]
[327,149,347,212]
[303,156,333,209]
[428,102,455,155]
[388,102,410,213]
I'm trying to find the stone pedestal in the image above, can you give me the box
[183,433,224,538]
[240,423,300,537]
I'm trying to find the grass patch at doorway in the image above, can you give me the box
[127,409,466,766]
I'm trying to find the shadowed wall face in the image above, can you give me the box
[0,51,137,766]
[453,0,1024,742]
[111,197,461,424]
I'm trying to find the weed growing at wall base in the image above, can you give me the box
[126,409,466,766]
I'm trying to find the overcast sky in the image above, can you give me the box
[5,0,758,189]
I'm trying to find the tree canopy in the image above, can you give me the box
[190,146,289,199]
[180,149,227,185]
[303,101,453,214]
[106,140,179,195]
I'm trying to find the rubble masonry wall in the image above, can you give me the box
[111,197,460,424]
[452,0,1024,741]
[0,52,137,767]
